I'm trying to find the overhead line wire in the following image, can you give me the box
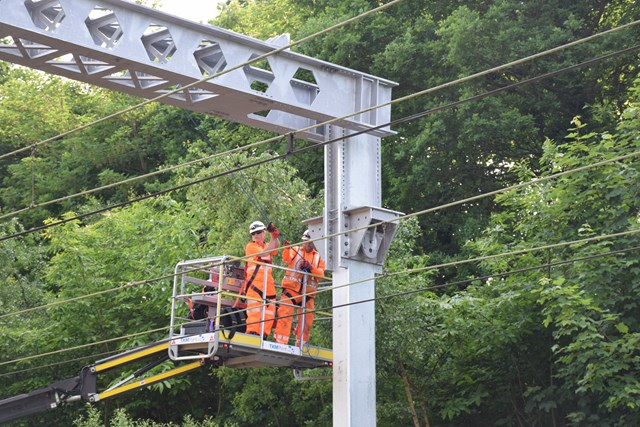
[0,271,179,319]
[2,14,639,380]
[0,0,406,162]
[369,19,640,119]
[0,349,121,378]
[0,326,168,368]
[1,21,639,221]
[2,244,637,371]
[326,245,640,312]
[1,42,639,242]
[2,225,638,321]
[316,231,640,296]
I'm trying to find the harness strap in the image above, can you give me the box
[237,263,261,305]
[220,307,246,340]
[249,284,277,301]
[282,289,303,307]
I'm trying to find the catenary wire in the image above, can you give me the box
[0,326,168,368]
[2,108,639,318]
[1,28,639,223]
[2,42,639,242]
[1,131,638,319]
[212,244,640,337]
[1,244,637,371]
[2,223,638,322]
[0,0,406,162]
[0,349,121,378]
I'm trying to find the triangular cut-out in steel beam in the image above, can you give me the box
[252,110,270,118]
[47,54,82,73]
[103,70,168,90]
[0,36,24,57]
[132,71,169,89]
[104,70,137,88]
[47,55,116,75]
[78,56,115,75]
[19,38,59,59]
[156,85,218,103]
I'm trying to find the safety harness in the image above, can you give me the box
[240,257,277,302]
[284,248,321,296]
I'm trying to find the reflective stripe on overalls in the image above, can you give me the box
[284,249,320,294]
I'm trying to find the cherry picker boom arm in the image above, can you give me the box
[0,255,333,424]
[0,342,204,424]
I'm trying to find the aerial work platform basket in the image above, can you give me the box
[168,255,333,370]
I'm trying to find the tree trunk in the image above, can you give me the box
[398,358,421,427]
[417,396,431,427]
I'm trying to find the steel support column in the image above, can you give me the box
[332,260,377,426]
[320,125,400,426]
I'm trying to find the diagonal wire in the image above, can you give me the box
[1,24,639,222]
[2,42,639,242]
[2,224,638,320]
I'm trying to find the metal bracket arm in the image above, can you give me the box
[304,206,402,270]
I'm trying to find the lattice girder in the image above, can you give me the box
[0,0,395,142]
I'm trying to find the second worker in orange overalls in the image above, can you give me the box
[274,230,325,346]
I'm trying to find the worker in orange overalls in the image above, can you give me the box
[243,220,280,337]
[274,230,325,346]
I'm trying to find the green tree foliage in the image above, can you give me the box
[0,67,204,228]
[73,407,221,426]
[371,76,640,425]
[181,122,323,255]
[0,220,51,412]
[215,0,309,39]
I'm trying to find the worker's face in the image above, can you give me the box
[302,241,314,252]
[251,230,265,243]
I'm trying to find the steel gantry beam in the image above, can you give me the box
[0,0,395,142]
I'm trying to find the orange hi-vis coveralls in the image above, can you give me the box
[244,241,278,336]
[274,246,325,345]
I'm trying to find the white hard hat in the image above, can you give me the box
[249,221,266,234]
[301,229,311,241]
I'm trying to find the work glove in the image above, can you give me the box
[266,222,279,239]
[300,259,311,273]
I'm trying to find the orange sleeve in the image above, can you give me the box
[246,242,274,261]
[309,252,325,277]
[282,247,295,264]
